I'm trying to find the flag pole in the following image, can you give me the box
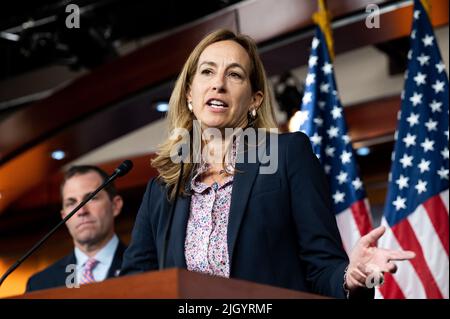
[312,0,334,60]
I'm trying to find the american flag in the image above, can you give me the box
[298,25,373,255]
[377,0,449,299]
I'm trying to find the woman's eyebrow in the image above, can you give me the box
[198,61,247,74]
[198,61,216,68]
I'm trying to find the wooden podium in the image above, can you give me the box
[13,268,326,299]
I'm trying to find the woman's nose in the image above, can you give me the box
[211,74,226,92]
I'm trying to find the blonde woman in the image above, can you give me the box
[121,29,414,298]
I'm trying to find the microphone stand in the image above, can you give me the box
[0,160,133,287]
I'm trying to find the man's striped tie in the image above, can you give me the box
[79,258,99,285]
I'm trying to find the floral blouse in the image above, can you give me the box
[184,140,238,278]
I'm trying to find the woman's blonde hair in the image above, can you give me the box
[152,29,277,200]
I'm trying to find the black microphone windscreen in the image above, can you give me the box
[115,160,133,176]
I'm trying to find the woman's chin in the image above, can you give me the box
[200,118,230,130]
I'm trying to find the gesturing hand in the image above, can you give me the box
[346,226,416,291]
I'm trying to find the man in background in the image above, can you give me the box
[26,165,126,292]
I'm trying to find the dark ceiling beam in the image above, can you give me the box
[259,0,448,74]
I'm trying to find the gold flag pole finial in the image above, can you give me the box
[312,0,334,60]
[420,0,432,17]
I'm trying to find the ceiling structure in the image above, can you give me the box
[0,0,243,120]
[0,0,243,80]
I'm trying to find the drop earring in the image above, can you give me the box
[247,108,258,127]
[188,101,193,112]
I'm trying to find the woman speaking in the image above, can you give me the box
[120,29,414,298]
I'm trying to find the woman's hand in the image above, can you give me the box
[346,226,416,291]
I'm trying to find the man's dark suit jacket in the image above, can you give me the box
[26,240,126,292]
[121,132,370,298]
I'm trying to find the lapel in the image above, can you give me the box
[107,240,126,278]
[57,252,76,285]
[227,131,267,265]
[165,131,269,269]
[169,194,191,268]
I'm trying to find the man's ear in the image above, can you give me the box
[111,195,123,218]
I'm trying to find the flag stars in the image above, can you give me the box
[331,106,342,119]
[320,82,330,93]
[435,61,445,73]
[429,100,442,113]
[342,134,351,144]
[312,37,320,49]
[322,62,333,75]
[297,110,310,128]
[310,132,322,146]
[396,175,409,190]
[403,133,416,148]
[420,138,435,153]
[324,165,332,175]
[393,196,407,211]
[409,92,423,106]
[415,180,428,194]
[414,10,420,19]
[399,154,414,168]
[422,34,434,47]
[308,55,318,67]
[437,167,449,180]
[336,171,348,184]
[411,30,416,40]
[441,147,449,159]
[333,190,345,204]
[413,72,427,86]
[327,126,339,139]
[302,92,313,105]
[305,73,316,86]
[352,177,363,191]
[417,53,430,66]
[340,151,352,164]
[418,159,431,173]
[424,119,438,131]
[432,80,445,94]
[406,113,420,127]
[313,117,323,127]
[318,101,326,109]
[325,146,335,157]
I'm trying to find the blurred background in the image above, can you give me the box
[0,0,448,297]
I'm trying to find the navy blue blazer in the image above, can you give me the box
[121,132,355,298]
[26,241,126,292]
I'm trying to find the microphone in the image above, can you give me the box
[115,159,133,177]
[0,160,134,287]
[160,147,184,269]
